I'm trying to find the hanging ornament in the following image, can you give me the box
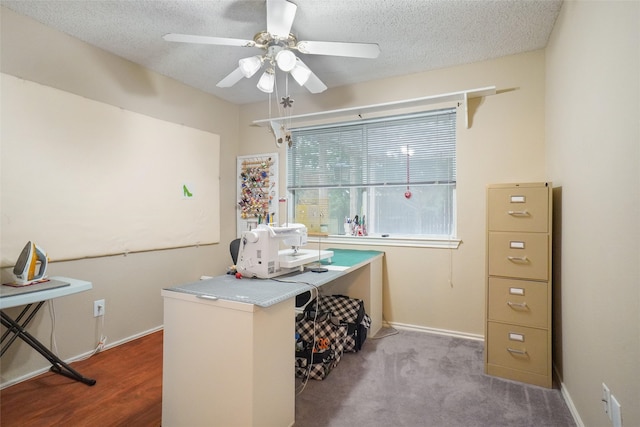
[280,96,294,108]
[404,144,412,199]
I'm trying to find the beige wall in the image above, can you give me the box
[0,8,240,385]
[546,1,640,426]
[239,50,547,337]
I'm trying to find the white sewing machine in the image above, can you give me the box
[236,223,333,279]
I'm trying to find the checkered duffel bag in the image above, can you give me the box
[304,294,371,352]
[295,312,348,380]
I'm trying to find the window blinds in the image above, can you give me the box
[288,108,456,190]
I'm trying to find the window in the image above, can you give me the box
[287,108,457,240]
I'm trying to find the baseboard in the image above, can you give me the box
[0,326,163,390]
[68,325,164,363]
[1,365,51,390]
[554,366,585,427]
[384,320,484,342]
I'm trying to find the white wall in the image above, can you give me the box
[546,1,640,426]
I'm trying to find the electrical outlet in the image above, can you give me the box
[93,299,105,317]
[611,395,622,427]
[602,383,611,419]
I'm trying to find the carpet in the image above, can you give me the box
[294,328,576,427]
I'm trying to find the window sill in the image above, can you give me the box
[307,235,461,249]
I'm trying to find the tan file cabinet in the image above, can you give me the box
[485,182,553,388]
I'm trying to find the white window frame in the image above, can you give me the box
[286,108,461,249]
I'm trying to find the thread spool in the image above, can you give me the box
[279,198,287,226]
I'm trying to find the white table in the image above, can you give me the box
[161,249,383,427]
[0,276,96,386]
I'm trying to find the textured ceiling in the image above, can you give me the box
[1,0,563,105]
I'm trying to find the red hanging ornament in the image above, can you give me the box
[405,144,412,199]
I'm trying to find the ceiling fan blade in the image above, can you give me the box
[216,67,245,88]
[266,0,297,38]
[304,71,328,94]
[163,33,255,48]
[296,40,380,59]
[293,58,327,94]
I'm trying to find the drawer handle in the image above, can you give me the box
[507,210,530,216]
[507,347,528,355]
[507,301,528,310]
[507,256,529,263]
[197,295,219,301]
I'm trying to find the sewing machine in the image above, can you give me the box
[236,223,333,279]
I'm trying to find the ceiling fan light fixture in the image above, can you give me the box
[257,68,275,93]
[275,49,297,72]
[163,0,379,98]
[238,56,262,78]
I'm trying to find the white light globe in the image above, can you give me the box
[239,56,262,78]
[257,69,275,93]
[275,50,297,72]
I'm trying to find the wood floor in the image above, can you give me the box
[1,331,162,427]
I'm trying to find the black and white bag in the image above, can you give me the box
[295,312,348,380]
[304,294,371,352]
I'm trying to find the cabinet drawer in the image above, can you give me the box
[486,322,548,376]
[488,232,548,280]
[487,277,548,328]
[488,185,549,233]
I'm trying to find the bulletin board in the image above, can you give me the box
[0,74,220,266]
[236,153,278,237]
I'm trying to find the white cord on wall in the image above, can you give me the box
[48,300,59,356]
[76,308,108,361]
[47,299,107,361]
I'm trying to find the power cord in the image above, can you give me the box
[370,315,399,340]
[370,326,399,339]
[295,284,319,395]
[76,307,108,361]
[96,312,107,352]
[47,299,107,361]
[256,276,386,393]
[267,281,322,395]
[48,300,59,356]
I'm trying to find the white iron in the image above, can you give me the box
[13,241,49,285]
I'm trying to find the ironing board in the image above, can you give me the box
[0,277,96,386]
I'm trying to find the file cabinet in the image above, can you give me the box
[485,182,553,388]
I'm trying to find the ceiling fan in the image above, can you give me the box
[163,0,380,95]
